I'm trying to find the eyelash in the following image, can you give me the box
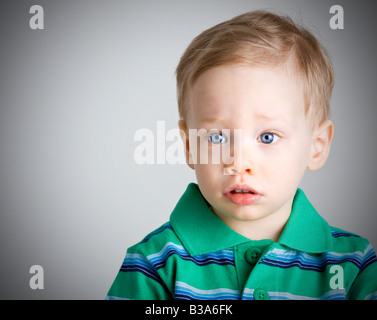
[208,131,227,144]
[257,130,282,144]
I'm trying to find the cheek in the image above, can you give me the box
[194,163,224,193]
[195,163,221,181]
[260,144,309,182]
[194,165,221,202]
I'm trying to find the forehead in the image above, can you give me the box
[187,63,305,127]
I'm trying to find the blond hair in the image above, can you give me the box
[176,10,334,125]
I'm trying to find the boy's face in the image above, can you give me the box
[179,62,333,238]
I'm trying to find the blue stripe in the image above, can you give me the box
[105,295,130,300]
[331,229,359,238]
[140,222,173,244]
[120,252,172,296]
[365,291,377,300]
[120,264,161,283]
[260,246,375,272]
[359,247,377,272]
[147,242,234,270]
[120,253,162,284]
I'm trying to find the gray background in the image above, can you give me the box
[0,0,376,299]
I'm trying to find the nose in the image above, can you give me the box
[224,160,253,176]
[223,137,254,176]
[224,164,252,176]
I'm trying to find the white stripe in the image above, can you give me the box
[175,281,240,296]
[147,242,186,260]
[365,291,377,300]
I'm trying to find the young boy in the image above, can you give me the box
[106,10,377,300]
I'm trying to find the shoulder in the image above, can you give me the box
[328,226,377,300]
[328,226,377,271]
[127,222,184,256]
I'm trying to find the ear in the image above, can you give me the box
[178,120,195,170]
[307,120,334,171]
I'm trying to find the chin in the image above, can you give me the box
[218,204,270,222]
[233,210,270,222]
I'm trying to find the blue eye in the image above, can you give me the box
[208,132,227,144]
[260,132,280,144]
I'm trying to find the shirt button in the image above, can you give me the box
[245,247,262,264]
[254,288,269,300]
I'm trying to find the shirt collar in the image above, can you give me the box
[279,188,333,253]
[170,183,332,256]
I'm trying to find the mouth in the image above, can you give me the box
[224,185,262,205]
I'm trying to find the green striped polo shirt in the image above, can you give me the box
[106,183,377,300]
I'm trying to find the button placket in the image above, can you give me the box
[237,240,274,300]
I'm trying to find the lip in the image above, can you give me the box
[223,184,263,205]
